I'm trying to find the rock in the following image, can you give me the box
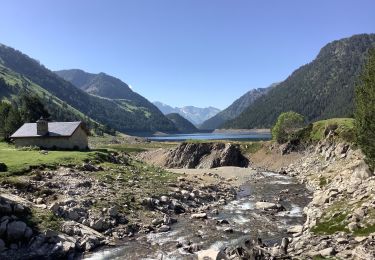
[191,213,208,219]
[280,237,289,255]
[0,162,7,172]
[108,206,119,217]
[352,161,373,180]
[13,203,25,214]
[255,202,279,210]
[0,202,12,214]
[348,222,358,232]
[49,202,61,213]
[0,219,8,236]
[67,208,80,221]
[157,225,170,232]
[319,247,335,257]
[224,227,233,233]
[151,218,163,226]
[216,219,229,225]
[35,198,44,204]
[287,225,303,234]
[0,238,5,251]
[354,236,367,242]
[90,218,107,231]
[196,248,228,260]
[7,221,27,241]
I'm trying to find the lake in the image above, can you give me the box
[147,132,271,142]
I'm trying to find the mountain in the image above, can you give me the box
[199,85,275,130]
[166,113,198,133]
[0,43,177,133]
[55,69,138,100]
[223,34,375,129]
[54,69,177,133]
[153,101,220,125]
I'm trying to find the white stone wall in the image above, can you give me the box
[14,127,88,150]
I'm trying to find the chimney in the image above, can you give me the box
[36,117,48,136]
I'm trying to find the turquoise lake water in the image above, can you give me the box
[147,132,271,142]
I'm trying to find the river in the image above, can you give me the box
[85,170,311,259]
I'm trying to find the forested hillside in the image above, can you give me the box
[224,34,375,129]
[200,85,274,130]
[0,44,177,133]
[165,113,198,133]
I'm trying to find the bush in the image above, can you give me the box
[272,111,305,144]
[355,49,375,171]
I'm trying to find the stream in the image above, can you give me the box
[85,171,312,259]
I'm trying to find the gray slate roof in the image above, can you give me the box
[11,122,82,138]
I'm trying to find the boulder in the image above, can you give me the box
[0,162,7,172]
[157,225,170,232]
[319,247,335,257]
[287,225,303,234]
[108,206,119,217]
[352,162,373,180]
[255,202,279,210]
[0,202,12,214]
[7,221,27,241]
[191,213,208,219]
[0,238,5,251]
[196,248,228,260]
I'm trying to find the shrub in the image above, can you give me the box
[272,111,305,144]
[355,49,375,171]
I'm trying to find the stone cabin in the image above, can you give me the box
[10,118,89,150]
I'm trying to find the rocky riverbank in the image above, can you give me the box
[0,151,239,259]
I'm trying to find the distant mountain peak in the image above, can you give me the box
[153,102,220,126]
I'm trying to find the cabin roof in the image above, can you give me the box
[10,121,84,138]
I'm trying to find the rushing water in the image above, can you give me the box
[85,171,311,260]
[147,132,271,142]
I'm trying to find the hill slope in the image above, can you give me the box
[200,85,274,130]
[224,34,375,129]
[165,113,198,133]
[153,101,220,125]
[0,44,176,133]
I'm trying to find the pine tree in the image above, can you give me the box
[355,49,375,170]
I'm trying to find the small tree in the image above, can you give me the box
[272,111,305,144]
[355,49,375,171]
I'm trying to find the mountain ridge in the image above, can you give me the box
[153,101,220,126]
[223,33,375,129]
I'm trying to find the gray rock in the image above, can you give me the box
[0,219,9,236]
[319,247,335,257]
[90,218,107,231]
[157,225,170,232]
[35,198,44,204]
[0,239,5,252]
[348,222,358,232]
[191,213,207,219]
[108,206,119,217]
[0,202,12,214]
[7,221,27,241]
[352,161,373,180]
[196,248,228,260]
[255,202,278,210]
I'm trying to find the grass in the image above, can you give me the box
[241,141,264,154]
[310,118,355,143]
[0,142,103,175]
[312,211,349,235]
[319,176,329,188]
[25,207,63,232]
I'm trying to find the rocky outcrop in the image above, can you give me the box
[164,142,249,169]
[281,134,375,259]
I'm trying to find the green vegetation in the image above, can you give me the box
[26,207,63,232]
[272,111,304,144]
[355,48,375,170]
[309,118,355,143]
[318,176,329,188]
[0,46,176,133]
[166,113,198,133]
[312,211,349,235]
[223,34,375,129]
[0,142,99,174]
[200,86,272,130]
[241,142,263,154]
[0,93,50,140]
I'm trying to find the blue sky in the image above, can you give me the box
[0,1,374,109]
